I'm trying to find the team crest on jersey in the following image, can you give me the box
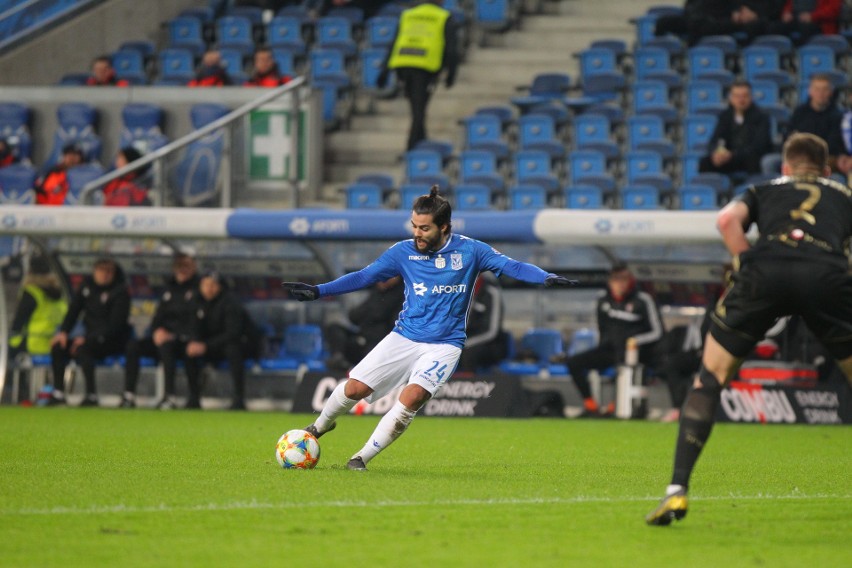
[435,256,446,269]
[451,253,463,270]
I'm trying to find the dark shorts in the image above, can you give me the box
[709,256,852,361]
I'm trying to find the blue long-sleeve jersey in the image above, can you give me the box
[318,234,551,347]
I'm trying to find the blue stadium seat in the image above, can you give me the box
[190,103,230,129]
[510,73,572,114]
[458,149,505,194]
[172,104,230,206]
[355,173,395,192]
[573,113,619,159]
[279,324,325,364]
[621,184,660,210]
[690,172,732,202]
[742,45,792,89]
[568,149,609,185]
[112,50,146,83]
[751,34,794,66]
[519,328,564,365]
[461,114,510,160]
[219,48,247,84]
[696,34,738,57]
[679,184,717,210]
[158,48,195,83]
[119,40,156,61]
[365,15,397,49]
[627,114,675,158]
[120,103,169,153]
[564,184,603,209]
[64,163,106,205]
[45,102,101,170]
[413,139,455,167]
[517,113,565,162]
[625,150,666,185]
[797,45,839,82]
[634,46,679,86]
[267,16,307,57]
[687,45,726,82]
[271,48,298,77]
[474,0,515,33]
[326,5,365,26]
[683,114,717,154]
[0,101,32,162]
[216,15,255,58]
[167,15,206,56]
[309,48,351,89]
[454,183,492,211]
[398,183,431,210]
[474,105,516,134]
[404,149,443,181]
[345,182,382,209]
[513,149,560,199]
[508,184,547,210]
[316,16,358,58]
[0,163,36,204]
[360,47,396,97]
[681,151,703,184]
[686,80,726,116]
[631,79,678,126]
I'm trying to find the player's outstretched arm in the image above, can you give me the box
[281,282,320,302]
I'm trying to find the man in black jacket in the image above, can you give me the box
[185,271,260,410]
[555,263,665,417]
[48,257,131,406]
[119,253,201,409]
[699,80,773,184]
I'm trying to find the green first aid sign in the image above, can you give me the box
[249,109,305,181]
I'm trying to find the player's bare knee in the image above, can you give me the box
[399,384,430,411]
[344,378,373,400]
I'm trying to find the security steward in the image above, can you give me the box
[377,0,458,151]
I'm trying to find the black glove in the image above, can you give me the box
[544,274,579,287]
[281,282,320,301]
[376,69,389,88]
[445,75,455,89]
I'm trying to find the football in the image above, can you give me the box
[275,429,321,469]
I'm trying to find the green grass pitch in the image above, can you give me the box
[1,407,849,567]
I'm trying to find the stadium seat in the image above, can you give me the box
[621,184,660,210]
[687,45,727,82]
[517,113,565,162]
[398,183,431,210]
[64,163,106,205]
[167,15,206,56]
[45,102,101,170]
[513,149,560,200]
[625,150,666,185]
[112,49,146,83]
[0,101,32,162]
[683,114,717,154]
[474,105,516,135]
[627,114,675,158]
[316,16,358,58]
[404,149,443,181]
[517,328,564,365]
[309,48,351,89]
[564,184,604,209]
[631,79,678,126]
[219,48,247,84]
[679,184,717,210]
[360,47,397,101]
[634,46,679,86]
[365,15,397,49]
[510,72,572,114]
[458,150,505,194]
[454,183,492,211]
[689,172,732,202]
[216,15,255,58]
[158,48,196,83]
[573,113,619,159]
[271,48,298,77]
[686,80,726,116]
[797,45,840,82]
[267,16,308,57]
[461,114,510,160]
[742,45,792,90]
[279,324,325,364]
[0,163,37,204]
[508,184,548,210]
[119,103,169,153]
[172,104,230,206]
[474,0,516,34]
[344,182,383,209]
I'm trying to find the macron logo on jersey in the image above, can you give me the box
[413,282,428,296]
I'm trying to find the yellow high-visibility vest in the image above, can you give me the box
[388,3,450,73]
[9,285,67,355]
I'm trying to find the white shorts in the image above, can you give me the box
[349,332,462,403]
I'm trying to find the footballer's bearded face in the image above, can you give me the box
[411,213,448,253]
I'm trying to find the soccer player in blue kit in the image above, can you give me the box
[282,187,577,470]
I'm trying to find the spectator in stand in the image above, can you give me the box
[244,47,291,87]
[4,255,67,403]
[765,0,842,43]
[761,74,852,178]
[552,263,665,418]
[188,49,232,87]
[699,80,772,184]
[47,257,131,407]
[0,139,18,168]
[457,272,509,373]
[376,0,458,150]
[325,275,404,371]
[185,271,261,410]
[102,147,151,207]
[35,144,84,206]
[655,1,784,46]
[119,253,201,410]
[86,55,129,87]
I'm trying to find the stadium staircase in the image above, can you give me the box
[318,0,662,206]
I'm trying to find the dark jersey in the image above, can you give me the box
[737,174,852,267]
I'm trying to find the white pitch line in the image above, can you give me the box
[3,493,850,517]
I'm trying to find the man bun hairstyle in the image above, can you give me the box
[412,185,452,231]
[782,132,828,173]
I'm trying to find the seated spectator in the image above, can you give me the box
[188,49,232,87]
[655,0,783,46]
[35,144,84,205]
[102,146,151,207]
[765,0,842,43]
[47,257,131,407]
[185,271,261,410]
[4,255,67,403]
[762,74,852,178]
[552,263,664,417]
[457,272,509,373]
[86,55,129,87]
[699,80,772,184]
[0,139,18,168]
[244,47,292,87]
[120,253,201,409]
[325,275,404,371]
